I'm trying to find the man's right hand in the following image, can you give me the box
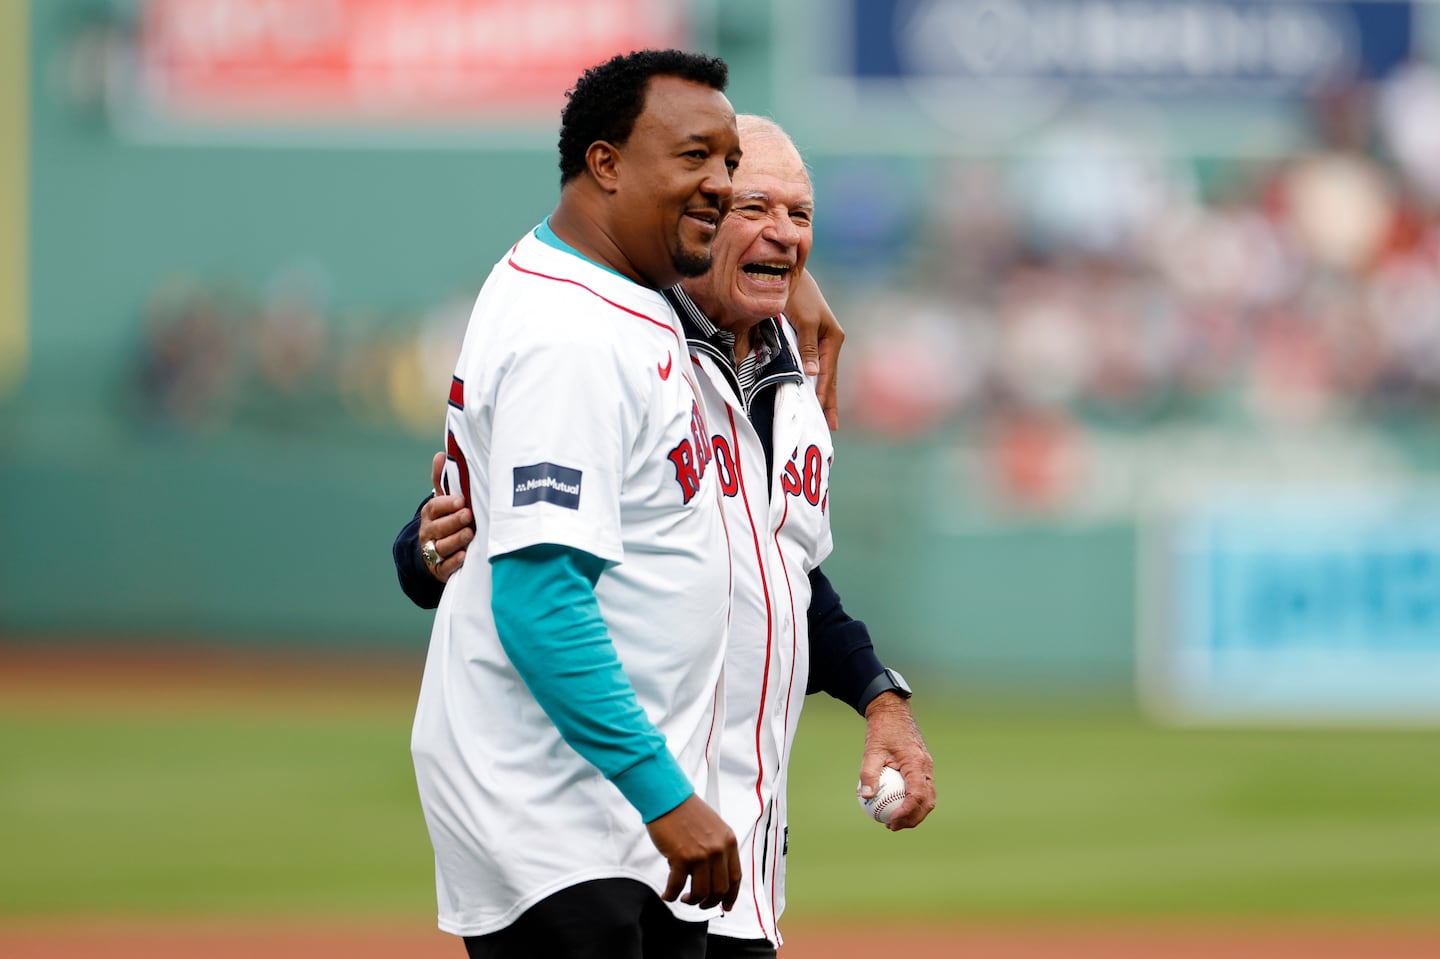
[645,794,741,911]
[420,451,474,583]
[786,268,844,431]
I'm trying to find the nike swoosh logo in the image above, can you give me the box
[658,353,673,380]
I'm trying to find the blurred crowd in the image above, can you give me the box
[130,65,1440,511]
[823,65,1440,510]
[129,264,471,439]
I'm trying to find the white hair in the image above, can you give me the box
[734,114,811,179]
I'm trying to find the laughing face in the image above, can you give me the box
[610,75,741,289]
[686,120,814,331]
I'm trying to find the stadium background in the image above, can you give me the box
[3,1,1439,955]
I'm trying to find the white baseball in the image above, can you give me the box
[858,766,906,825]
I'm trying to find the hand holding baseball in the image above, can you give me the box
[858,766,906,824]
[858,692,937,831]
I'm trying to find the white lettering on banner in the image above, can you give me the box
[154,0,351,60]
[137,0,686,119]
[903,0,1348,84]
[151,0,679,62]
[354,1,681,71]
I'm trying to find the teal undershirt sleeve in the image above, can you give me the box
[490,543,694,823]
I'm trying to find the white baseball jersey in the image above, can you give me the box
[410,227,731,937]
[674,300,835,947]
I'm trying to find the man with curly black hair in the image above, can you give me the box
[554,48,737,284]
[409,50,743,959]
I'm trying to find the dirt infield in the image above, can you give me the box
[0,640,425,711]
[4,919,1440,959]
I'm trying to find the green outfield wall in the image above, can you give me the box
[0,0,1137,689]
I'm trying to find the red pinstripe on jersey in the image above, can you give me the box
[771,491,801,922]
[506,256,678,336]
[446,427,472,512]
[703,467,736,768]
[726,405,775,943]
[445,376,472,509]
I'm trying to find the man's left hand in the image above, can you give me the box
[857,693,936,831]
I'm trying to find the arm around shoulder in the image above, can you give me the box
[394,496,446,610]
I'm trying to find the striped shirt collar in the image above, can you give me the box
[663,286,802,409]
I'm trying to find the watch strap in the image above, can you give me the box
[857,667,911,715]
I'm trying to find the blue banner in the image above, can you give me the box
[852,0,1415,97]
[1144,492,1440,723]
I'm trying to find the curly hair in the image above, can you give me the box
[558,49,729,186]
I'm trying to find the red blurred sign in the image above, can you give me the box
[136,0,690,123]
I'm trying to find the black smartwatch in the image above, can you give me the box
[857,667,912,714]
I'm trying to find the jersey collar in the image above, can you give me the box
[662,286,803,404]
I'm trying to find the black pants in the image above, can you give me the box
[704,934,777,958]
[463,878,708,959]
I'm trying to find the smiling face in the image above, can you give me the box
[684,119,814,331]
[610,75,741,289]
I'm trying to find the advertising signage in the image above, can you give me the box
[852,0,1415,97]
[776,0,1426,152]
[127,0,690,132]
[1140,490,1440,724]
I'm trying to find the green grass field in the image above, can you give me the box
[3,687,1439,923]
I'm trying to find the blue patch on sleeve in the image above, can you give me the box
[513,462,583,509]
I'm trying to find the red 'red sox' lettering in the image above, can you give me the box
[780,444,827,507]
[821,453,833,513]
[710,434,739,497]
[446,429,473,512]
[668,401,712,503]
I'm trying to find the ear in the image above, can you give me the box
[585,141,622,195]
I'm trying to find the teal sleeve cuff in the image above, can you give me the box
[610,747,694,823]
[490,544,694,823]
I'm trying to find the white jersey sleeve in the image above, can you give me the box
[483,327,634,565]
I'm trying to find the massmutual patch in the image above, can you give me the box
[513,462,583,509]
